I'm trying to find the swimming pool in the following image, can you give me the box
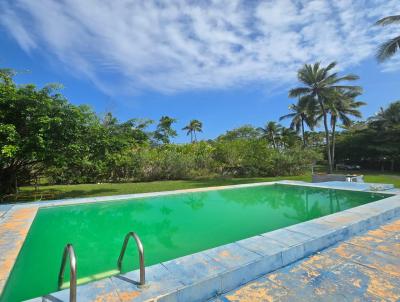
[0,183,391,302]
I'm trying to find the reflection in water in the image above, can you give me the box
[160,205,172,215]
[1,184,390,302]
[184,194,206,210]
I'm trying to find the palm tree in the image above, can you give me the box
[258,121,282,149]
[182,119,203,142]
[279,97,315,147]
[327,91,365,167]
[289,62,362,173]
[375,15,400,62]
[279,126,299,149]
[369,100,400,129]
[154,116,177,144]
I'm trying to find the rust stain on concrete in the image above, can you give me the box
[118,290,141,301]
[225,279,289,302]
[362,267,399,301]
[367,228,393,239]
[94,292,120,302]
[220,218,400,302]
[348,235,383,245]
[380,220,400,233]
[219,250,231,258]
[300,253,341,270]
[377,243,400,257]
[0,206,38,294]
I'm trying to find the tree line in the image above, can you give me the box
[0,68,320,197]
[1,59,399,198]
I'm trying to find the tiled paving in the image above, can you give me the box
[216,218,400,302]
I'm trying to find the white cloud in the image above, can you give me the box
[1,0,400,94]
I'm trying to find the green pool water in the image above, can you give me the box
[1,184,390,302]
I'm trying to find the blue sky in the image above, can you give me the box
[1,0,400,143]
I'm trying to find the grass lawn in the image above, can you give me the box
[5,174,311,203]
[362,172,400,188]
[3,171,399,203]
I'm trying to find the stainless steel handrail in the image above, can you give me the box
[58,243,77,302]
[117,231,145,286]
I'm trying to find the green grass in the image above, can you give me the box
[5,174,311,203]
[363,172,400,188]
[4,171,399,203]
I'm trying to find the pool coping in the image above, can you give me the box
[0,180,399,301]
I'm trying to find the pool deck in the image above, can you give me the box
[0,180,399,301]
[215,217,400,302]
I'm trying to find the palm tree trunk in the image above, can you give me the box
[331,118,336,170]
[301,117,306,147]
[272,135,277,149]
[194,130,197,142]
[319,98,333,173]
[190,131,193,143]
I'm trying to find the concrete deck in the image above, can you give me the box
[216,218,400,302]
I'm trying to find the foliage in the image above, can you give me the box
[0,70,320,197]
[213,139,320,177]
[133,142,216,180]
[375,15,400,62]
[289,62,363,173]
[216,125,261,141]
[0,72,100,194]
[182,119,203,142]
[153,116,177,144]
[335,101,400,171]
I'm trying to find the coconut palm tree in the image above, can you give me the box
[289,62,362,173]
[279,96,315,147]
[369,100,400,129]
[182,119,203,142]
[154,116,177,144]
[327,91,365,167]
[258,121,282,149]
[375,15,400,62]
[279,126,299,149]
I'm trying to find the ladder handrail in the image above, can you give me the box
[58,243,77,302]
[117,231,145,286]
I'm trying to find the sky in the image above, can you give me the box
[1,0,400,143]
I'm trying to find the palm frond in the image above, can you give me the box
[375,15,400,26]
[288,87,311,98]
[279,113,296,121]
[334,74,360,82]
[377,36,400,62]
[325,62,337,72]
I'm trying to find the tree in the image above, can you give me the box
[336,101,400,171]
[258,122,282,149]
[182,119,203,142]
[369,100,400,129]
[217,125,261,141]
[279,97,314,147]
[327,91,365,167]
[279,126,300,149]
[289,62,362,173]
[0,71,97,195]
[153,116,177,144]
[375,15,400,62]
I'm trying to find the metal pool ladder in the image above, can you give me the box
[58,243,77,302]
[117,231,146,286]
